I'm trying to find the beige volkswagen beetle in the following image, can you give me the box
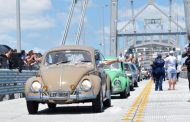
[25,45,111,114]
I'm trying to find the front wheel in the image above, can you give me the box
[104,90,111,107]
[134,81,138,87]
[92,87,104,113]
[120,87,128,98]
[48,103,56,109]
[130,85,134,91]
[26,101,39,114]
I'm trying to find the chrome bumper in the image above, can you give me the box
[26,93,96,101]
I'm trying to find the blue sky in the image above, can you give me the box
[0,0,186,55]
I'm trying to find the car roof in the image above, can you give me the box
[44,45,96,54]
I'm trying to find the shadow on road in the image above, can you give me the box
[37,105,109,115]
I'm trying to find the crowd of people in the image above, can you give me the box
[150,51,182,91]
[0,49,42,72]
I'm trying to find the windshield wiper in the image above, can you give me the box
[56,60,70,65]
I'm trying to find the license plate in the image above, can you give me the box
[49,92,69,98]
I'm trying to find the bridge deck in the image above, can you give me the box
[142,79,190,122]
[0,78,190,122]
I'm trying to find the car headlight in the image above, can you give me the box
[31,81,42,92]
[114,80,121,86]
[81,80,92,91]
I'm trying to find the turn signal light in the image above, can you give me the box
[70,84,75,91]
[43,85,48,91]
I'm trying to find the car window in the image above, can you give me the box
[110,62,119,69]
[104,62,119,70]
[45,50,92,65]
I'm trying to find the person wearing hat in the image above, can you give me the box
[165,51,177,90]
[153,53,165,91]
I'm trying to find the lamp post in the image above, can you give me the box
[16,0,21,52]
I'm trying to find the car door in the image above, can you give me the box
[95,51,107,97]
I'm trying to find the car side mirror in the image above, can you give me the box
[95,54,100,60]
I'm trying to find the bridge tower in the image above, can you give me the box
[111,0,187,68]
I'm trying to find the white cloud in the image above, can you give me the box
[32,47,45,54]
[0,0,56,54]
[0,34,16,49]
[0,0,54,33]
[20,0,51,15]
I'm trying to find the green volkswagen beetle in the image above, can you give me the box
[104,56,130,98]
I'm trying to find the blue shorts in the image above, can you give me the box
[168,72,176,80]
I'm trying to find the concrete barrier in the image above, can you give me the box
[0,69,37,101]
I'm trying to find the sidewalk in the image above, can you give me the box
[142,78,190,122]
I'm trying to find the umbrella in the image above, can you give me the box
[0,45,12,54]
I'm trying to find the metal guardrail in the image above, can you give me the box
[0,69,37,96]
[0,81,25,95]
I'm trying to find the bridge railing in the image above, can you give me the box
[0,69,37,100]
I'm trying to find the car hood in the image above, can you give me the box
[105,69,120,81]
[40,64,94,93]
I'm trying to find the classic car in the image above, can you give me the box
[104,56,130,98]
[141,68,149,79]
[123,62,138,90]
[25,45,111,114]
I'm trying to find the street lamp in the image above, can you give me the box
[16,0,21,53]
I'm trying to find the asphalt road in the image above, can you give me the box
[1,78,190,122]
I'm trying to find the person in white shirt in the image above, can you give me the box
[165,51,177,90]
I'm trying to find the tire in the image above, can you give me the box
[104,90,111,107]
[26,101,39,114]
[120,87,127,98]
[130,85,134,91]
[127,85,130,96]
[48,103,56,109]
[92,87,104,113]
[127,90,130,96]
[134,81,138,87]
[138,77,140,82]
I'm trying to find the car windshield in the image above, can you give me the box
[104,62,119,69]
[45,50,92,65]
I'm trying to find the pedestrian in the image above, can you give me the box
[150,62,155,81]
[182,42,190,102]
[153,54,165,91]
[165,51,177,90]
[123,47,134,62]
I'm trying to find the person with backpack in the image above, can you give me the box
[165,51,177,90]
[153,54,165,91]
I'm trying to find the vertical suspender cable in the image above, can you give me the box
[75,0,88,45]
[62,0,77,45]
